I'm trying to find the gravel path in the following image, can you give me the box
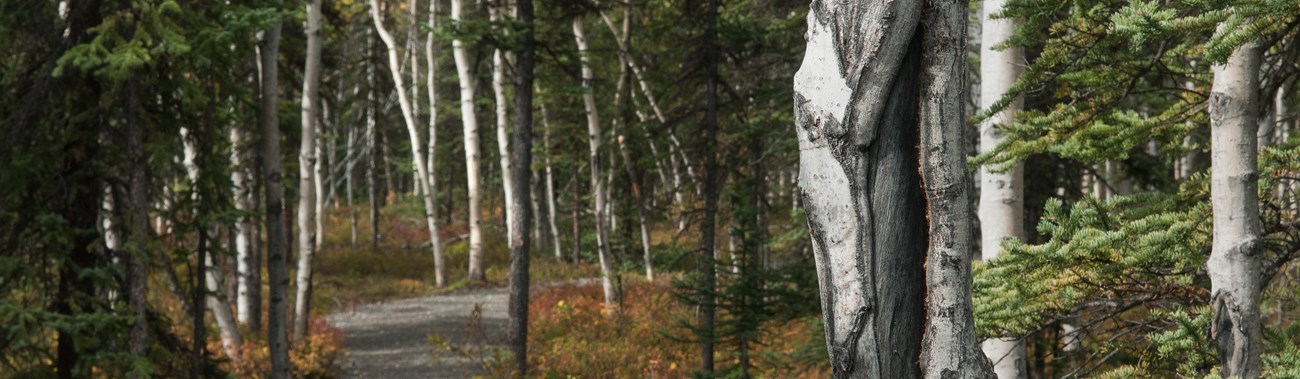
[326,287,508,378]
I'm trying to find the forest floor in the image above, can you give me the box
[326,286,507,378]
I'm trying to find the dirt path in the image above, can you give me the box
[326,287,508,378]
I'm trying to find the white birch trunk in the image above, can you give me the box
[451,0,486,281]
[230,121,258,325]
[293,0,322,342]
[426,0,446,286]
[491,5,516,241]
[976,0,1028,376]
[180,127,244,362]
[314,100,328,249]
[1208,30,1264,379]
[573,15,616,307]
[541,99,564,259]
[919,2,996,376]
[205,254,243,361]
[795,1,994,376]
[370,0,447,286]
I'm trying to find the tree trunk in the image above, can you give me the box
[541,100,564,259]
[452,0,486,281]
[123,73,151,372]
[293,0,323,342]
[794,1,995,377]
[918,2,996,377]
[231,116,259,326]
[572,14,617,307]
[1208,31,1264,379]
[491,3,516,243]
[347,125,359,246]
[367,30,382,249]
[698,0,720,372]
[508,0,535,374]
[258,8,292,376]
[204,254,243,361]
[315,101,328,248]
[370,0,446,287]
[977,0,1028,376]
[427,0,446,286]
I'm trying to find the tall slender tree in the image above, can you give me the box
[572,13,616,307]
[452,0,486,281]
[294,0,324,342]
[508,0,536,374]
[977,0,1028,376]
[257,5,292,375]
[1207,24,1264,378]
[698,0,720,373]
[369,0,446,287]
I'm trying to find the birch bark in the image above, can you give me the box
[491,3,516,241]
[1208,28,1264,379]
[293,0,322,342]
[452,0,486,281]
[977,0,1027,376]
[426,0,446,286]
[573,15,616,307]
[370,0,447,286]
[795,1,995,377]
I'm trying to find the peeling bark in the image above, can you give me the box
[795,1,995,377]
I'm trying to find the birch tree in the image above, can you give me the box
[1207,27,1264,378]
[541,98,563,259]
[794,0,995,377]
[572,14,616,307]
[293,0,323,342]
[426,0,445,285]
[369,0,447,286]
[452,0,486,281]
[491,1,517,240]
[230,120,259,327]
[977,0,1027,376]
[180,123,243,363]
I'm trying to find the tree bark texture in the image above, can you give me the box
[1208,30,1264,379]
[976,0,1028,376]
[257,8,292,376]
[508,0,535,374]
[452,0,486,281]
[294,0,323,342]
[794,1,995,377]
[426,0,446,287]
[572,15,617,307]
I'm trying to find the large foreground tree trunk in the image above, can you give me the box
[258,8,292,376]
[976,0,1028,376]
[293,0,323,342]
[918,2,996,377]
[794,1,994,377]
[1208,29,1264,379]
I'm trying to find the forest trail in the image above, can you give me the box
[327,287,507,378]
